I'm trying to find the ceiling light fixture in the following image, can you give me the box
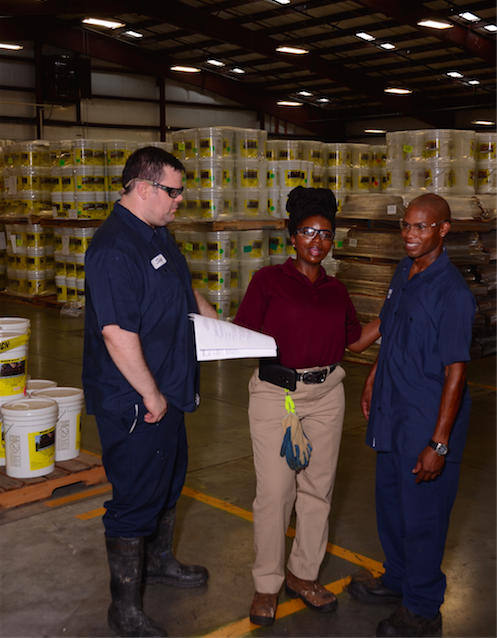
[170,65,201,73]
[380,42,396,50]
[231,67,245,74]
[459,12,480,22]
[467,79,480,85]
[365,129,387,134]
[124,30,143,38]
[384,87,412,95]
[277,100,303,106]
[297,90,313,97]
[207,59,225,67]
[272,0,291,4]
[356,32,375,41]
[82,17,125,29]
[483,24,497,32]
[471,120,495,126]
[276,46,309,55]
[317,97,330,102]
[0,43,23,50]
[417,19,453,30]
[446,71,464,78]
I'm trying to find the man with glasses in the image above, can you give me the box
[348,193,475,637]
[83,146,217,637]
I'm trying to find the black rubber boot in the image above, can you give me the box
[106,536,168,637]
[143,506,209,588]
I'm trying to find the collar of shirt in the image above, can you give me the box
[401,247,449,284]
[282,255,328,284]
[114,201,168,246]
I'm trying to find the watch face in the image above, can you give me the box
[438,444,448,455]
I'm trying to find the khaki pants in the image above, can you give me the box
[248,364,346,594]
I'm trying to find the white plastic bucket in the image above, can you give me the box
[476,161,497,194]
[206,231,232,260]
[476,133,496,161]
[1,397,58,478]
[206,290,230,319]
[452,130,475,160]
[0,317,30,333]
[267,188,280,217]
[450,160,475,194]
[266,163,279,188]
[206,261,231,292]
[328,166,350,191]
[239,230,266,259]
[404,160,425,192]
[269,231,286,255]
[186,232,207,261]
[189,261,208,290]
[221,159,235,188]
[0,329,29,401]
[301,140,324,165]
[239,258,266,292]
[198,158,223,188]
[199,188,224,219]
[32,387,84,461]
[235,128,265,160]
[278,161,303,188]
[349,143,371,167]
[424,130,452,159]
[198,127,224,159]
[350,167,371,192]
[26,379,57,396]
[325,143,349,167]
[424,159,451,193]
[237,189,267,217]
[236,160,264,188]
[279,140,301,161]
[386,131,405,161]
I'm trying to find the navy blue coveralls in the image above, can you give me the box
[82,202,199,537]
[366,249,476,618]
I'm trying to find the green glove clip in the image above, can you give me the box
[280,389,312,471]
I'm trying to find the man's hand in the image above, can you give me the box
[360,358,378,421]
[143,390,168,423]
[412,447,445,483]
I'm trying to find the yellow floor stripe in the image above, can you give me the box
[45,483,112,508]
[202,576,354,638]
[76,507,106,520]
[467,381,496,390]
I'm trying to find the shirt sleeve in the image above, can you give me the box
[233,267,271,332]
[438,284,476,366]
[344,294,363,346]
[85,245,142,334]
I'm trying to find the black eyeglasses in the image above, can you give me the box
[125,178,184,199]
[399,219,450,233]
[296,227,335,241]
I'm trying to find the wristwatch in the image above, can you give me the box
[428,439,449,456]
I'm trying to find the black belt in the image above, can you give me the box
[296,364,338,384]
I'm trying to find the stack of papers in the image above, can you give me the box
[189,314,277,361]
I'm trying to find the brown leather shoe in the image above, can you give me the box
[249,592,278,626]
[285,570,338,612]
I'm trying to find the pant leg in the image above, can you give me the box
[287,366,346,581]
[377,451,460,618]
[248,370,298,594]
[97,402,187,537]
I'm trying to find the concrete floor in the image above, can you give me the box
[0,299,495,638]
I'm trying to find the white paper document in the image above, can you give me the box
[189,313,277,361]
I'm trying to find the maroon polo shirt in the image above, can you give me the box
[234,258,362,369]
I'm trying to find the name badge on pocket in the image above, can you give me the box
[151,254,167,270]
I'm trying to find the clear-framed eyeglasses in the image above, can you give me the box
[296,227,335,241]
[125,178,184,199]
[399,219,450,233]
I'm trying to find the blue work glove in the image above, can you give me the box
[280,411,312,471]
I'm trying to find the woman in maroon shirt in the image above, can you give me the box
[234,186,380,627]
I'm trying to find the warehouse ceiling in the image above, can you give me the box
[0,0,495,138]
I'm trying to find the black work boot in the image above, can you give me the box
[106,536,168,637]
[143,506,209,588]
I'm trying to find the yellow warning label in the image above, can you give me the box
[0,332,29,353]
[0,356,27,396]
[28,427,55,471]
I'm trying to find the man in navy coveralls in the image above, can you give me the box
[83,147,217,637]
[347,193,475,637]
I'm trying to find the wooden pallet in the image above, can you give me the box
[0,290,63,309]
[0,451,107,510]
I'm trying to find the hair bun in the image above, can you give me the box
[286,186,337,216]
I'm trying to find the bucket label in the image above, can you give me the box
[28,427,55,470]
[0,356,27,396]
[0,421,4,461]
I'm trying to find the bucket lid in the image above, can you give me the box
[32,387,84,402]
[1,397,58,415]
[26,379,58,390]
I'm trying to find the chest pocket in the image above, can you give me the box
[394,313,428,357]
